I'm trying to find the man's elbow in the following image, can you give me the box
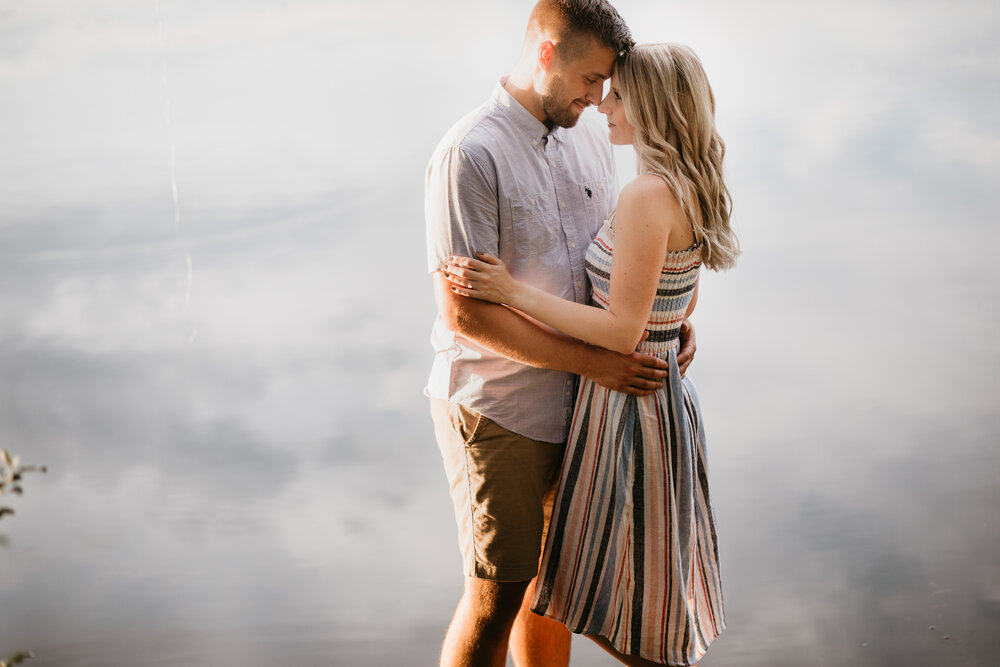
[441,302,477,335]
[437,286,485,336]
[435,272,476,335]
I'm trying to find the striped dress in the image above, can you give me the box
[530,218,725,665]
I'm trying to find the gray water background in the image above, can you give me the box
[1,1,998,665]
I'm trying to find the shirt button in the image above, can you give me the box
[551,161,557,168]
[560,201,566,208]
[570,242,577,248]
[575,281,582,287]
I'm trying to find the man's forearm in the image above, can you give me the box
[434,273,595,375]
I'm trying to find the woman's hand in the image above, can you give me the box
[443,253,522,306]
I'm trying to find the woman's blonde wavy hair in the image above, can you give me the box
[614,43,739,270]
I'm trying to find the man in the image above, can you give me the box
[425,2,696,665]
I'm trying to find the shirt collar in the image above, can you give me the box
[492,78,565,145]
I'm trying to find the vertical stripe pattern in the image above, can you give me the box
[531,220,725,665]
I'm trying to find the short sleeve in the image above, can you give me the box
[425,145,500,273]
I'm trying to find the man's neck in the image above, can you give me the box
[502,73,552,129]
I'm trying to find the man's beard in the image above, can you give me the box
[541,75,585,128]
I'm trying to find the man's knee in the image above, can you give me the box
[462,577,531,626]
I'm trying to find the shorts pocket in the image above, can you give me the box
[453,403,487,445]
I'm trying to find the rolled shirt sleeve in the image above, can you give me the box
[425,145,500,274]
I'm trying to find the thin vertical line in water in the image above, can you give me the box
[155,0,197,343]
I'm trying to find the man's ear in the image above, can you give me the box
[537,40,556,72]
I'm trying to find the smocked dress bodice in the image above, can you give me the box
[584,218,702,357]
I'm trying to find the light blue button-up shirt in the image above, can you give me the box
[425,80,617,443]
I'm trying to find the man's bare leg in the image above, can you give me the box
[440,577,529,667]
[508,576,571,667]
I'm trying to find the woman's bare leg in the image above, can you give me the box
[586,634,694,667]
[508,576,571,667]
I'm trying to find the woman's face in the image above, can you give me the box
[597,75,635,146]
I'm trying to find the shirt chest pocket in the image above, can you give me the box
[508,191,559,257]
[580,178,612,238]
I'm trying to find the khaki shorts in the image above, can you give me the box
[430,398,565,582]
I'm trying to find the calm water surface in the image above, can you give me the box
[1,1,998,665]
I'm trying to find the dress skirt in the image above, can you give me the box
[530,349,725,666]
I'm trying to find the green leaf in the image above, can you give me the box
[1,650,36,666]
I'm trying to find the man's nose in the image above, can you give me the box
[586,81,604,104]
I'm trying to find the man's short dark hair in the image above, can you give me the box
[531,0,634,58]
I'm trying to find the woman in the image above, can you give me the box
[444,43,738,666]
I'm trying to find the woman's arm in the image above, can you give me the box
[445,176,683,355]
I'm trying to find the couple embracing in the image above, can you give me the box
[425,1,739,665]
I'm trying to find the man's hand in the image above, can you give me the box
[584,346,669,396]
[677,319,697,378]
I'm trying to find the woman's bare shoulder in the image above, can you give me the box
[617,174,684,222]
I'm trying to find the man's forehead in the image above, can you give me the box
[561,33,616,73]
[573,46,616,77]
